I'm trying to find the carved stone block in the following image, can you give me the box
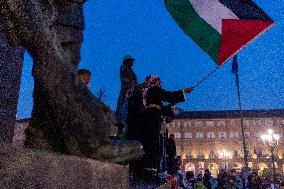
[0,143,129,189]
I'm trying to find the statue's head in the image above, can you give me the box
[39,0,88,67]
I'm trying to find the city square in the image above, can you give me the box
[0,0,283,188]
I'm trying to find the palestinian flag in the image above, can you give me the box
[164,0,274,65]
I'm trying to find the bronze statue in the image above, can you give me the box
[0,0,143,163]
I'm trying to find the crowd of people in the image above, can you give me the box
[168,167,284,189]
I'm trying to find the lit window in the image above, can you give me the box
[251,119,257,126]
[278,119,284,126]
[255,148,263,157]
[184,121,191,127]
[186,149,192,156]
[206,121,214,127]
[195,121,203,127]
[219,132,227,140]
[257,119,264,126]
[255,132,262,141]
[184,133,192,139]
[217,121,225,127]
[207,132,215,139]
[209,150,215,157]
[196,132,204,139]
[197,162,204,169]
[197,148,204,156]
[233,150,239,158]
[174,133,182,139]
[174,121,180,127]
[230,132,238,139]
[265,119,274,126]
[176,147,181,156]
[244,120,250,126]
[222,162,228,169]
[244,132,250,138]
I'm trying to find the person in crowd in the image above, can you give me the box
[226,169,242,189]
[115,123,127,140]
[217,170,230,189]
[184,171,196,189]
[78,69,91,88]
[116,55,138,127]
[195,173,207,189]
[203,169,212,189]
[232,169,243,189]
[174,166,185,188]
[239,170,247,189]
[280,182,284,189]
[166,133,177,175]
[247,172,262,189]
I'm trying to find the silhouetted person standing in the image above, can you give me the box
[140,75,192,173]
[116,55,137,125]
[167,134,176,175]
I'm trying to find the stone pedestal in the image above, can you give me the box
[0,143,129,189]
[0,32,24,143]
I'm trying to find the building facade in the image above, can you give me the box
[167,109,284,177]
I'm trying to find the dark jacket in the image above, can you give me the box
[140,86,185,169]
[166,138,176,157]
[146,86,185,107]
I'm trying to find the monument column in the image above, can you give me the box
[0,32,24,143]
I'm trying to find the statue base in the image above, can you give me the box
[0,143,128,189]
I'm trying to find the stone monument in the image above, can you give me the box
[1,0,144,163]
[0,32,24,143]
[0,1,146,187]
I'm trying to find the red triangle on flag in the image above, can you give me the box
[218,19,274,65]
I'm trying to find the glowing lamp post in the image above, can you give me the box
[261,129,280,182]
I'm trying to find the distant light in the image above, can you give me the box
[268,129,273,135]
[274,134,280,140]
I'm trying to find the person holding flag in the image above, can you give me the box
[135,75,192,180]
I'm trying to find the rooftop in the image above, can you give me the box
[175,109,284,120]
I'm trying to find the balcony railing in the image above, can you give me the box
[186,155,193,160]
[197,155,205,159]
[233,154,241,159]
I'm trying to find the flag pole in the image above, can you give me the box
[191,67,220,89]
[234,55,249,170]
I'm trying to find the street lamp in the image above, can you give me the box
[261,129,280,182]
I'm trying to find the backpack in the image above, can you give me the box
[194,181,207,189]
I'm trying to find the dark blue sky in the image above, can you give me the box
[17,0,284,119]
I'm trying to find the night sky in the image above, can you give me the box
[16,0,284,119]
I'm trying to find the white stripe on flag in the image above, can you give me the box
[189,0,239,33]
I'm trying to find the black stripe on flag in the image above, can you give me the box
[219,0,273,22]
